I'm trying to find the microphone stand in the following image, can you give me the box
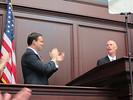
[122,12,133,100]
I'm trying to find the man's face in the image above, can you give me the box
[106,40,118,55]
[34,36,44,51]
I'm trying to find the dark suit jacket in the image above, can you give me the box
[21,48,58,85]
[97,55,110,66]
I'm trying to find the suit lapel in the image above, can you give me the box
[26,48,40,59]
[105,56,110,62]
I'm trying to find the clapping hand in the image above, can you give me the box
[1,54,10,66]
[56,52,65,62]
[0,88,31,100]
[49,48,65,64]
[0,54,11,76]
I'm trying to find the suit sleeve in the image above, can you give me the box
[23,53,58,77]
[97,59,102,66]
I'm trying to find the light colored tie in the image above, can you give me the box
[111,58,114,61]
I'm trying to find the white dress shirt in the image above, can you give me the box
[27,47,58,68]
[108,55,116,61]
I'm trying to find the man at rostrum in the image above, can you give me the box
[97,40,118,66]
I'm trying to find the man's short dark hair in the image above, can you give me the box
[27,32,42,46]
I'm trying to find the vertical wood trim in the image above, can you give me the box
[72,23,80,79]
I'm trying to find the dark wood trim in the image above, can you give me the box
[0,83,118,97]
[64,0,107,8]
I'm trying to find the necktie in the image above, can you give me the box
[111,58,114,61]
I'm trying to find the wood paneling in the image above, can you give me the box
[130,29,133,56]
[0,10,6,53]
[0,0,133,85]
[0,15,2,45]
[14,14,73,85]
[67,57,133,99]
[78,25,126,75]
[0,83,118,100]
[12,0,124,22]
[0,0,6,2]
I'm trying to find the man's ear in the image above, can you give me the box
[32,40,36,45]
[116,45,118,50]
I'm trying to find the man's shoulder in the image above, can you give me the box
[22,48,35,58]
[25,48,34,53]
[98,56,108,61]
[97,55,109,66]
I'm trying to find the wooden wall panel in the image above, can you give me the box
[0,10,6,54]
[0,15,2,45]
[0,0,6,2]
[12,0,124,22]
[0,0,133,85]
[0,83,118,100]
[30,95,117,100]
[78,25,126,75]
[14,14,73,85]
[131,29,133,56]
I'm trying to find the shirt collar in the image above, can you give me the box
[27,47,38,55]
[108,55,116,61]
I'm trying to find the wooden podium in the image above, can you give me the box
[66,57,133,100]
[0,57,132,100]
[0,83,117,100]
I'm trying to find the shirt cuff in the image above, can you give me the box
[51,60,59,68]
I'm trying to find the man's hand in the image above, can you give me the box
[49,48,65,64]
[49,48,59,61]
[1,54,10,66]
[0,88,31,100]
[56,52,65,62]
[0,54,11,76]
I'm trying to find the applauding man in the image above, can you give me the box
[97,40,118,66]
[21,32,65,85]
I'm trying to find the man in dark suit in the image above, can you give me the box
[97,40,118,66]
[21,32,65,85]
